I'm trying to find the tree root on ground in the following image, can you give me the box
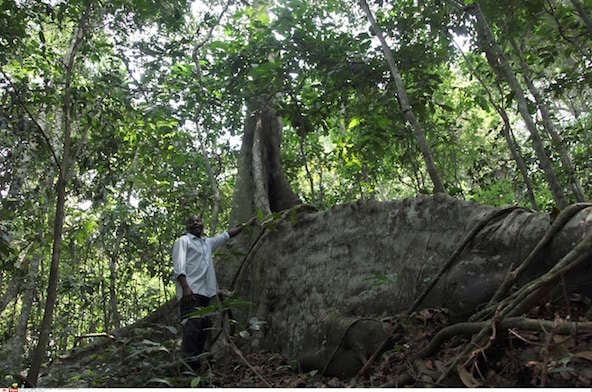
[476,203,592,320]
[416,317,592,360]
[435,230,592,384]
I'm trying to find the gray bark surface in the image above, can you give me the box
[5,254,41,374]
[229,99,300,226]
[218,194,592,376]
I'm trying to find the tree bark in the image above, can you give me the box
[252,114,272,215]
[358,0,446,195]
[0,275,20,316]
[451,36,538,210]
[298,130,315,205]
[108,253,121,330]
[230,99,300,226]
[472,3,568,208]
[7,252,41,374]
[509,37,587,202]
[27,6,90,384]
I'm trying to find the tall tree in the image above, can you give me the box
[509,37,587,202]
[452,38,539,210]
[358,0,446,194]
[469,2,568,208]
[27,4,93,384]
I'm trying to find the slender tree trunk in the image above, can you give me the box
[359,0,446,194]
[451,37,538,209]
[509,37,587,202]
[7,253,41,374]
[472,3,568,209]
[196,124,221,234]
[98,260,109,332]
[0,275,20,315]
[108,254,120,330]
[27,8,89,384]
[570,0,592,36]
[192,39,221,234]
[0,176,26,314]
[298,130,315,204]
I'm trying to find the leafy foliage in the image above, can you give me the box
[0,0,590,384]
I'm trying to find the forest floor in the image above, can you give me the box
[35,296,592,388]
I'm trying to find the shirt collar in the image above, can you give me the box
[187,233,202,240]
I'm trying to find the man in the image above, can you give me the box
[172,214,251,370]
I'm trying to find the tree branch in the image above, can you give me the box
[0,68,62,172]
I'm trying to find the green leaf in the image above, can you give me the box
[147,378,173,387]
[256,10,269,25]
[347,117,360,130]
[191,377,202,387]
[256,208,265,222]
[186,304,218,319]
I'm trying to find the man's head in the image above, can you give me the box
[186,214,204,237]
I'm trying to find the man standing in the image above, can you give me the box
[172,214,250,370]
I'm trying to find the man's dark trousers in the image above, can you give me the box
[180,293,211,370]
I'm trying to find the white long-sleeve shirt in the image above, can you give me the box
[172,231,230,299]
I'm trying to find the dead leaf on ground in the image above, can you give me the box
[457,364,481,388]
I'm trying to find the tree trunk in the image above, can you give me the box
[192,42,221,234]
[358,0,446,195]
[198,131,221,234]
[108,254,120,330]
[229,98,300,226]
[298,130,315,205]
[570,0,592,36]
[451,36,538,210]
[509,37,587,202]
[472,3,568,209]
[0,275,20,315]
[27,7,90,384]
[252,114,273,215]
[6,252,41,374]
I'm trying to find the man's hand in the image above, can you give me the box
[228,217,257,238]
[183,285,193,298]
[182,286,194,305]
[178,275,193,304]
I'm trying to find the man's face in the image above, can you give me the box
[186,215,204,237]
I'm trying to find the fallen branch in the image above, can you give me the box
[415,317,592,360]
[213,295,272,387]
[349,331,403,385]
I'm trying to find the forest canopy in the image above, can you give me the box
[0,0,590,385]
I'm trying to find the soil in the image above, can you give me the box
[33,294,592,388]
